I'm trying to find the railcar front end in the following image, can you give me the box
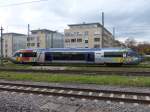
[12,49,37,64]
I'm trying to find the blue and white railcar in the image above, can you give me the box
[11,48,142,66]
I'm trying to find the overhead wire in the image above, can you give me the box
[0,0,48,7]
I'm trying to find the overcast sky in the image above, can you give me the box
[0,0,150,42]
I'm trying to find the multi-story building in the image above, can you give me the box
[2,33,27,57]
[64,23,115,48]
[27,29,64,48]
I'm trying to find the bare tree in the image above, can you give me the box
[124,38,137,49]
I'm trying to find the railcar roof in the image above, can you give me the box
[18,48,130,52]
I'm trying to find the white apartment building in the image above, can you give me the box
[27,29,64,48]
[64,23,115,48]
[2,33,27,57]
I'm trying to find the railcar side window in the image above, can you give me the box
[52,52,85,60]
[45,52,52,61]
[104,52,123,57]
[13,52,20,57]
[21,52,37,57]
[127,52,138,57]
[87,53,94,61]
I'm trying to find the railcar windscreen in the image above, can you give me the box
[21,52,37,57]
[104,52,123,57]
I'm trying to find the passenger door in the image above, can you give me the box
[86,52,94,62]
[95,51,104,63]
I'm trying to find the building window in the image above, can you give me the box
[94,38,100,42]
[71,39,76,43]
[30,37,34,41]
[65,33,70,37]
[27,37,30,41]
[37,37,39,42]
[85,40,88,43]
[5,44,8,48]
[65,39,70,43]
[77,38,82,42]
[94,31,100,35]
[94,44,100,48]
[31,43,35,46]
[27,43,30,47]
[37,43,40,47]
[84,31,88,36]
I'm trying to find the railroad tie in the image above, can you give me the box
[49,89,55,92]
[119,94,125,105]
[145,96,150,101]
[48,95,52,98]
[3,85,10,88]
[25,87,31,90]
[107,94,113,105]
[29,93,33,96]
[81,98,86,101]
[99,93,103,96]
[94,99,98,102]
[38,94,43,97]
[58,96,63,99]
[19,93,24,95]
[33,88,39,91]
[18,87,24,89]
[145,96,150,107]
[133,95,138,106]
[41,89,47,92]
[11,92,16,94]
[110,93,114,97]
[88,92,93,96]
[2,91,8,94]
[106,100,111,104]
[58,90,64,93]
[78,91,83,95]
[67,90,73,94]
[10,86,17,89]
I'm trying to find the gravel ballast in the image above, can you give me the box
[0,80,150,112]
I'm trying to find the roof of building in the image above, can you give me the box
[68,22,103,27]
[68,22,112,35]
[3,33,26,36]
[31,29,56,33]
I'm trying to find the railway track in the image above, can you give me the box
[0,82,150,106]
[0,68,150,76]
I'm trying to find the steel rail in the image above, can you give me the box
[0,68,150,76]
[0,82,150,96]
[0,87,150,104]
[0,82,150,104]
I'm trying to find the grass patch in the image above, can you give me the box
[1,61,31,69]
[0,71,150,87]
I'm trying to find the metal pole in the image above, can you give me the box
[0,26,4,66]
[102,12,104,26]
[113,27,115,40]
[51,33,53,48]
[27,24,30,48]
[113,27,115,47]
[101,12,104,48]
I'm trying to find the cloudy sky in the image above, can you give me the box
[0,0,150,42]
